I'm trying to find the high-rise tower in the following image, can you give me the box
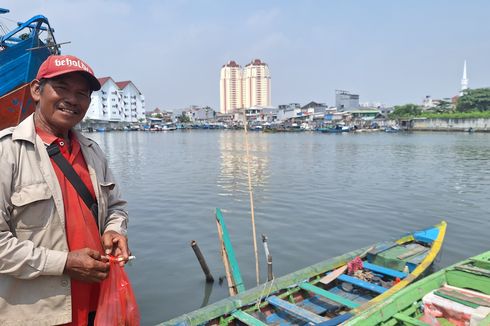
[242,59,271,108]
[460,60,468,96]
[219,61,243,114]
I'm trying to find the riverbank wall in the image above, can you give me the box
[410,118,490,132]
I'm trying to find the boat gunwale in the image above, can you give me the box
[161,221,446,326]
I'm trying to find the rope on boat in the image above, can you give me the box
[255,277,276,311]
[243,112,260,286]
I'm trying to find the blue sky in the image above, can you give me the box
[2,1,489,111]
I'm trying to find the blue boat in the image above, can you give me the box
[0,8,59,130]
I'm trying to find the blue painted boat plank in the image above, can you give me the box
[413,226,439,243]
[296,296,340,315]
[299,282,360,308]
[329,286,372,304]
[316,313,354,326]
[266,310,305,325]
[267,295,327,324]
[337,274,387,294]
[363,262,408,279]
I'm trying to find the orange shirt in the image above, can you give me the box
[36,128,102,326]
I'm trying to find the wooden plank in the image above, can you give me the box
[397,245,428,260]
[266,295,326,324]
[216,219,237,296]
[232,310,268,326]
[363,262,408,279]
[319,265,348,285]
[316,313,354,326]
[337,274,387,294]
[392,312,430,325]
[215,208,245,293]
[299,282,360,309]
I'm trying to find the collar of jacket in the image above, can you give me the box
[11,113,93,147]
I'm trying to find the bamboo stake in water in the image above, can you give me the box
[190,240,214,283]
[243,112,260,286]
[216,219,237,296]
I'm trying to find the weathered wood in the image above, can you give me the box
[299,282,360,308]
[363,262,408,279]
[266,295,326,323]
[337,274,387,294]
[216,219,237,296]
[190,240,214,283]
[397,245,427,260]
[319,265,347,286]
[231,310,268,326]
[216,208,245,293]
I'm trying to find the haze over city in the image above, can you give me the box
[2,0,489,111]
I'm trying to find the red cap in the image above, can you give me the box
[36,55,101,91]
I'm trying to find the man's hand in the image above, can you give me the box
[101,230,130,266]
[64,248,110,282]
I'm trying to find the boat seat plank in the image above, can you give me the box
[266,295,327,324]
[363,262,408,279]
[337,274,387,294]
[368,241,398,256]
[231,310,268,326]
[397,245,428,260]
[316,313,354,326]
[300,282,360,309]
[392,312,430,325]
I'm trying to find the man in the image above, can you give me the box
[0,55,131,325]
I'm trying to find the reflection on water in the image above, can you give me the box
[87,130,490,324]
[218,131,270,198]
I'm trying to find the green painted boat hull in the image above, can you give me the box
[161,221,447,326]
[345,251,490,325]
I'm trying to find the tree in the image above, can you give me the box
[389,104,422,119]
[177,112,191,123]
[456,88,490,112]
[432,100,453,113]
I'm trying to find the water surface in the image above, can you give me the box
[87,130,490,325]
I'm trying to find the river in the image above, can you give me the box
[86,130,490,325]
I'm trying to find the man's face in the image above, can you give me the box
[31,72,91,136]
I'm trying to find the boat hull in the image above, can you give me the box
[161,221,447,325]
[345,251,490,325]
[0,83,36,130]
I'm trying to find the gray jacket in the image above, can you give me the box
[0,114,128,325]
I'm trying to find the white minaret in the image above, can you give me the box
[460,60,468,96]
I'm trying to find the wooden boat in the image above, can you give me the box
[344,250,490,325]
[0,8,59,130]
[320,125,351,133]
[162,220,447,326]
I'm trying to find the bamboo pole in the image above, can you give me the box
[216,218,237,296]
[243,111,260,286]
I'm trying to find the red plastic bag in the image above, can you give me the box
[95,256,140,325]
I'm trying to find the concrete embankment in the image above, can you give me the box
[410,118,490,132]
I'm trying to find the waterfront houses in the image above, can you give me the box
[84,77,145,129]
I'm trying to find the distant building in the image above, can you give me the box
[242,59,271,108]
[220,60,243,114]
[116,81,146,122]
[298,101,328,121]
[335,90,359,111]
[277,103,301,121]
[86,77,145,123]
[183,105,216,122]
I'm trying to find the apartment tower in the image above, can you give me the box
[243,59,271,108]
[220,60,243,114]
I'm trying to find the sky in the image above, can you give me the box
[2,1,490,111]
